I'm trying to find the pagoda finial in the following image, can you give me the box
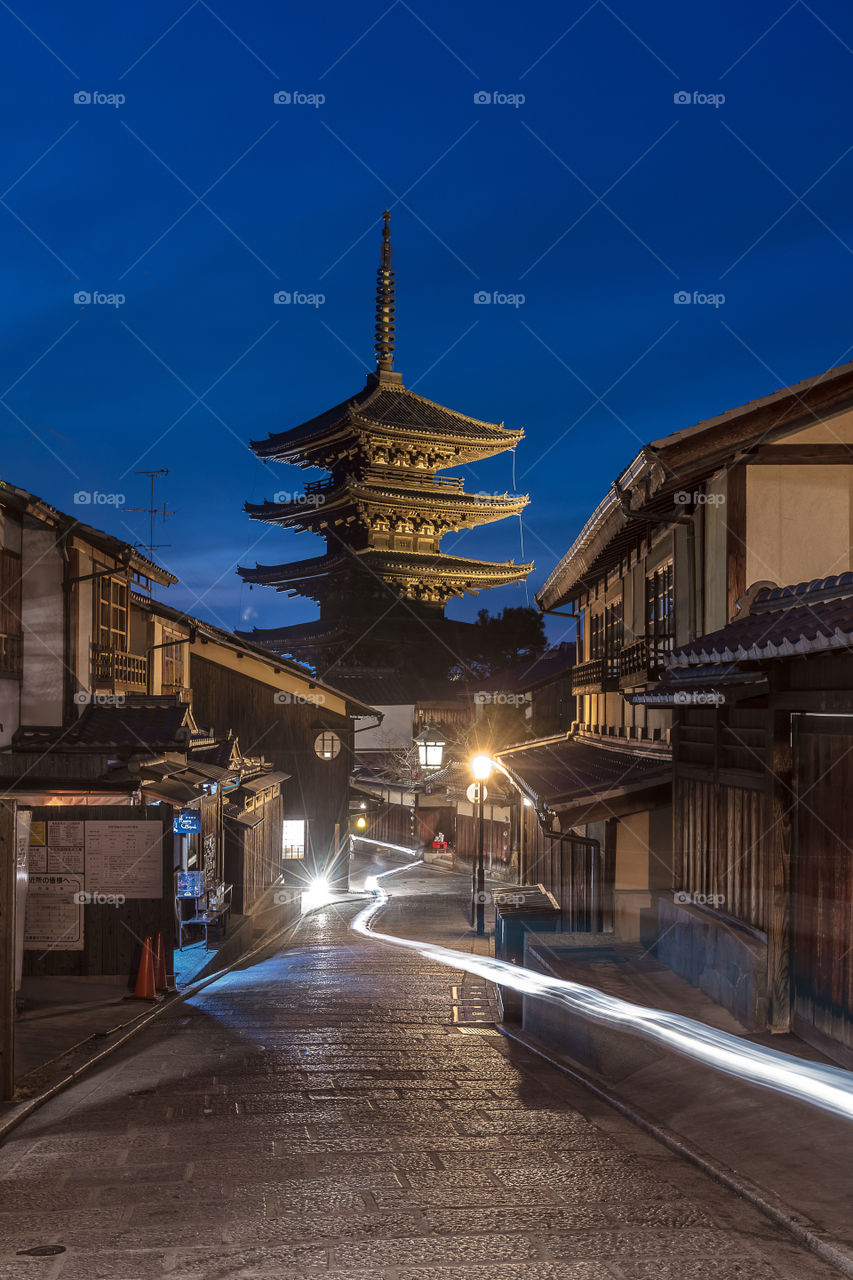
[374,210,396,377]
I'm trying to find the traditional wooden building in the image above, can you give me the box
[503,357,853,951]
[657,574,853,1061]
[238,212,532,678]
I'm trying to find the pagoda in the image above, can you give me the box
[238,212,533,677]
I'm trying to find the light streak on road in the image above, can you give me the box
[351,875,853,1123]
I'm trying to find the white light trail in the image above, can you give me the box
[351,879,853,1123]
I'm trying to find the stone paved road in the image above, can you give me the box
[0,857,840,1280]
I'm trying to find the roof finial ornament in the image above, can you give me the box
[374,209,397,379]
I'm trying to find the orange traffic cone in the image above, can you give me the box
[152,932,168,992]
[126,936,159,1001]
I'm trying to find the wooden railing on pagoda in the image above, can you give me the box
[618,637,672,688]
[91,646,148,690]
[0,633,22,678]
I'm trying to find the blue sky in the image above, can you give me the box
[2,0,853,648]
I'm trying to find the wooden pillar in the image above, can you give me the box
[0,800,16,1101]
[767,711,793,1031]
[603,817,617,934]
[725,465,747,623]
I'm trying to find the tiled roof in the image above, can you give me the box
[12,700,194,753]
[668,573,853,666]
[498,733,670,809]
[251,380,522,458]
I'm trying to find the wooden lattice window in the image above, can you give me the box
[161,632,185,690]
[0,548,22,636]
[94,572,128,651]
[646,561,674,650]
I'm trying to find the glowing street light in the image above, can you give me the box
[471,753,493,781]
[414,722,446,772]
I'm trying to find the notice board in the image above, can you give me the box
[24,873,84,951]
[85,821,162,899]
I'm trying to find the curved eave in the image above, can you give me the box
[245,487,529,526]
[239,548,534,592]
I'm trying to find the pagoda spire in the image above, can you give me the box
[374,210,397,380]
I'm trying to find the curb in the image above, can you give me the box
[498,1022,853,1279]
[0,895,359,1145]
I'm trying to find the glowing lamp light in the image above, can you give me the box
[471,753,493,781]
[355,816,367,830]
[414,721,446,772]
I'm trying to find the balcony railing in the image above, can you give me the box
[618,637,672,688]
[0,633,22,678]
[91,646,148,690]
[571,655,620,694]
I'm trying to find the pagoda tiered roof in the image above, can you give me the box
[238,546,533,602]
[245,473,529,532]
[250,377,524,470]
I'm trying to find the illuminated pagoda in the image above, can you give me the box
[238,213,532,677]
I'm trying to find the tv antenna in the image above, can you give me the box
[126,469,176,586]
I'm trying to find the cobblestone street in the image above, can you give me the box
[0,859,841,1280]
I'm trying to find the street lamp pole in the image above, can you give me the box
[470,754,492,937]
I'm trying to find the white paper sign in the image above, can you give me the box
[85,821,162,899]
[24,873,84,951]
[47,845,85,873]
[48,820,84,846]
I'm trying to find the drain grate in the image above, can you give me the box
[451,981,497,1027]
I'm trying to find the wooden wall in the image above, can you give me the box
[224,793,284,914]
[190,654,352,872]
[674,774,767,930]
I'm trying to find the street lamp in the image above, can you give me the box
[470,753,493,935]
[415,722,446,772]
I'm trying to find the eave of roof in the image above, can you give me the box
[537,358,853,611]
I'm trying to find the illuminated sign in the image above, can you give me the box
[173,809,201,834]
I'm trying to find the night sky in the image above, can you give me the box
[3,0,853,649]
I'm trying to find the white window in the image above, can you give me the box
[282,819,306,859]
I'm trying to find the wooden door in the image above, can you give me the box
[792,715,853,1052]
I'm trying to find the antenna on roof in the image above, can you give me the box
[374,210,396,378]
[126,469,175,591]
